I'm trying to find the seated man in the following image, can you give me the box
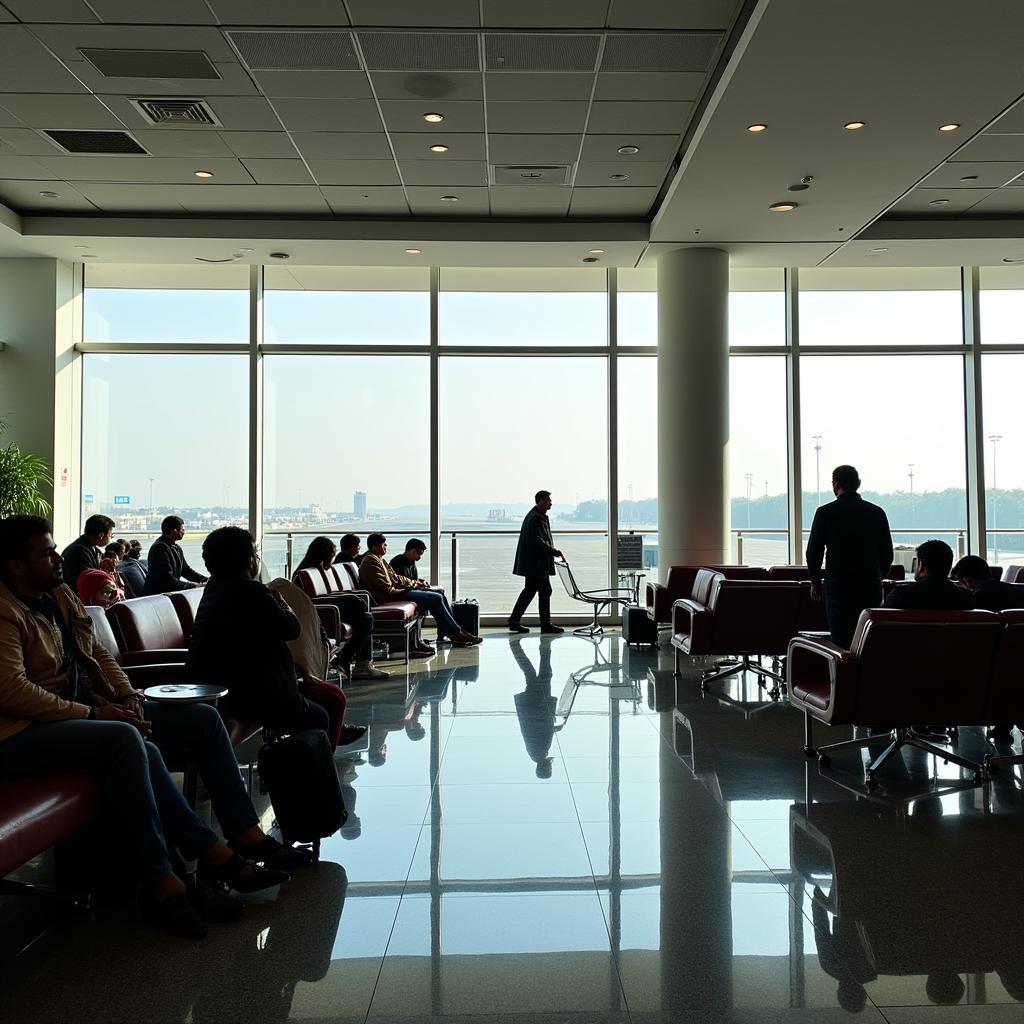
[334,533,363,567]
[0,515,290,940]
[389,538,426,581]
[952,555,1024,611]
[359,533,482,648]
[884,539,974,610]
[61,514,115,591]
[144,515,208,595]
[115,538,147,596]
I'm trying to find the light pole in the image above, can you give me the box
[812,434,823,509]
[745,472,753,531]
[148,477,154,512]
[990,434,1002,563]
[907,464,915,530]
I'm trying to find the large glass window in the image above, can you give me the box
[262,355,430,579]
[980,266,1024,345]
[440,356,608,612]
[799,268,962,347]
[981,354,1024,567]
[81,353,248,565]
[616,357,658,571]
[264,266,429,346]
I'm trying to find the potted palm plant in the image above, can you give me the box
[0,417,52,518]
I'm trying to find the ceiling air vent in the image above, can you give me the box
[79,48,220,80]
[357,32,479,72]
[227,29,360,70]
[492,165,571,185]
[131,98,221,126]
[484,34,600,72]
[601,32,722,73]
[43,129,147,155]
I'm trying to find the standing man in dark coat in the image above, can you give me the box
[61,514,115,592]
[806,465,894,648]
[509,490,564,634]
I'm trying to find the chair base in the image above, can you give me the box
[984,750,1024,773]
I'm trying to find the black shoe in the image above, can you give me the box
[202,853,290,893]
[141,892,208,939]
[229,835,315,870]
[188,879,244,923]
[508,622,530,634]
[540,624,564,634]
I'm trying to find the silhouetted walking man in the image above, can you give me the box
[509,490,563,635]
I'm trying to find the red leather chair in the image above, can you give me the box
[886,564,907,581]
[787,608,1002,784]
[1002,565,1024,583]
[106,595,188,665]
[985,609,1024,772]
[646,564,767,624]
[167,588,204,640]
[767,565,809,580]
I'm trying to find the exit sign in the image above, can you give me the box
[113,495,131,505]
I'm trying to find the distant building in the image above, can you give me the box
[488,508,507,521]
[353,490,367,519]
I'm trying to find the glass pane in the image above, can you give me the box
[84,264,248,344]
[982,354,1024,567]
[81,354,248,554]
[262,355,430,579]
[617,268,656,347]
[617,358,657,530]
[799,268,962,346]
[980,266,1024,345]
[440,356,608,613]
[264,266,429,345]
[440,268,606,347]
[800,355,967,561]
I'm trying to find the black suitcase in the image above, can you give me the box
[622,603,658,649]
[452,598,480,634]
[257,728,347,852]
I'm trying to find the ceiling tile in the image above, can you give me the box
[482,0,607,28]
[594,71,706,102]
[319,185,409,215]
[207,0,351,25]
[0,94,124,129]
[1,0,97,21]
[889,187,993,215]
[950,135,1024,163]
[587,100,693,134]
[568,185,658,216]
[398,158,486,185]
[369,71,482,101]
[488,185,571,215]
[101,94,282,131]
[273,97,383,132]
[0,5,14,21]
[0,179,96,211]
[378,99,484,133]
[347,0,480,26]
[607,0,738,30]
[177,184,331,214]
[218,131,297,158]
[130,129,236,158]
[580,133,679,161]
[240,158,314,185]
[920,161,1023,189]
[252,71,372,99]
[488,133,582,163]
[389,132,486,160]
[406,184,488,214]
[0,103,23,127]
[88,0,216,22]
[0,154,57,179]
[0,27,90,93]
[486,101,589,134]
[290,132,393,160]
[575,160,669,187]
[306,158,401,185]
[37,155,254,184]
[71,181,186,211]
[484,72,594,102]
[63,58,258,98]
[33,24,237,62]
[961,190,1024,214]
[0,127,66,156]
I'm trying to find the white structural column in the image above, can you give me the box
[657,247,729,578]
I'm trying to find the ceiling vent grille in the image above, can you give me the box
[492,165,571,185]
[227,30,360,70]
[357,32,479,71]
[42,129,148,155]
[601,32,722,73]
[131,98,221,126]
[484,34,600,72]
[79,48,220,80]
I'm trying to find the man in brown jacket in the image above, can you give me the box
[0,516,290,938]
[358,533,481,648]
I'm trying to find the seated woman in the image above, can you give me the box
[293,536,388,680]
[77,567,123,608]
[116,538,148,596]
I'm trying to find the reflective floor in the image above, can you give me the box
[2,632,1024,1023]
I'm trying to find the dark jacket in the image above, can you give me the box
[61,535,101,591]
[143,536,207,595]
[388,553,419,581]
[806,492,893,587]
[970,578,1024,612]
[187,575,306,726]
[513,507,559,578]
[117,556,147,597]
[883,575,975,611]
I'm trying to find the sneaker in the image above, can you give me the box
[201,853,290,894]
[351,662,389,680]
[540,624,565,634]
[508,622,530,634]
[188,879,244,923]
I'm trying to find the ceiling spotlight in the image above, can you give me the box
[746,123,768,133]
[194,170,214,178]
[404,248,422,254]
[617,145,639,155]
[238,247,255,253]
[768,201,797,212]
[81,254,97,259]
[959,175,979,181]
[582,257,599,263]
[439,194,459,202]
[423,112,444,123]
[938,123,960,132]
[928,198,951,206]
[843,121,866,130]
[609,173,629,181]
[74,243,90,249]
[868,247,889,253]
[588,248,606,254]
[1001,257,1024,264]
[429,144,449,153]
[269,251,291,259]
[38,190,60,198]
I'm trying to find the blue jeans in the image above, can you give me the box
[407,589,463,638]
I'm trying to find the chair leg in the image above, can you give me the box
[699,656,747,690]
[673,646,680,678]
[815,730,895,767]
[905,734,984,778]
[804,712,814,757]
[984,750,1024,773]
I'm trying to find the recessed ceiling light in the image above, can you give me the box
[238,247,254,253]
[1001,257,1024,264]
[38,190,60,198]
[609,173,629,181]
[269,251,290,259]
[74,243,90,249]
[194,170,214,178]
[423,112,444,123]
[768,201,797,212]
[938,123,960,132]
[439,194,459,202]
[429,144,449,153]
[81,254,97,259]
[746,123,767,133]
[588,248,606,254]
[404,248,422,254]
[959,174,979,181]
[868,247,889,253]
[617,145,639,155]
[582,257,599,263]
[843,121,866,130]
[928,198,951,206]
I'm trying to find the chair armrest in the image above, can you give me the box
[786,636,857,722]
[580,587,635,599]
[315,603,342,641]
[672,598,713,653]
[121,649,187,666]
[126,662,192,686]
[647,582,670,621]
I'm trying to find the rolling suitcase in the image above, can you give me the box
[453,598,480,635]
[622,603,658,649]
[257,728,347,854]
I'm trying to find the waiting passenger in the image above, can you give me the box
[116,539,148,596]
[61,514,115,591]
[293,536,387,681]
[77,567,122,608]
[334,533,364,566]
[952,555,1024,611]
[0,515,290,939]
[144,515,208,595]
[389,538,426,581]
[359,533,482,648]
[884,540,974,610]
